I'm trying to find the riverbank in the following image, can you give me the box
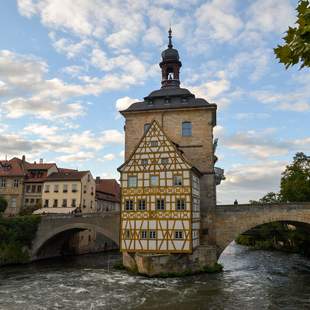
[236,222,310,257]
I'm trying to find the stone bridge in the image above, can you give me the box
[204,203,310,257]
[31,212,119,260]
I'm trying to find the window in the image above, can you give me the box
[31,185,36,193]
[13,179,19,188]
[30,199,34,204]
[176,199,186,211]
[150,140,158,147]
[150,175,159,187]
[156,199,165,210]
[11,198,16,208]
[181,97,187,103]
[54,184,59,192]
[26,185,31,193]
[83,199,86,208]
[125,230,131,239]
[37,185,42,193]
[87,174,91,182]
[138,199,146,211]
[161,158,169,165]
[175,231,183,239]
[72,199,76,207]
[45,185,50,193]
[141,159,148,166]
[165,97,171,104]
[44,200,49,208]
[36,199,40,204]
[182,121,192,136]
[62,199,67,207]
[144,123,151,133]
[63,184,68,193]
[128,176,137,188]
[125,200,134,211]
[53,199,58,207]
[149,231,156,239]
[140,230,147,239]
[72,184,77,192]
[173,175,183,186]
[83,185,87,193]
[0,178,6,188]
[25,199,29,204]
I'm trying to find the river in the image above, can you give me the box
[0,242,309,310]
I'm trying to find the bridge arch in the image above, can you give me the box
[210,204,310,257]
[31,214,120,259]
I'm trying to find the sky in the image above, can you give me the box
[0,0,309,204]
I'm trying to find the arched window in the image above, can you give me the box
[144,123,151,133]
[182,121,192,136]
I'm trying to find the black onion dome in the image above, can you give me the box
[161,47,180,61]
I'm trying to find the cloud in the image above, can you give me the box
[233,113,271,120]
[277,102,310,112]
[195,0,243,42]
[217,160,286,204]
[115,96,139,113]
[103,153,116,161]
[57,152,95,162]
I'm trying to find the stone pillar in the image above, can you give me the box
[200,173,216,215]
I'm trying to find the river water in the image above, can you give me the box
[0,242,309,310]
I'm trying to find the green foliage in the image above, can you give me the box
[0,196,7,214]
[280,152,310,202]
[0,215,41,265]
[249,192,283,205]
[19,203,41,216]
[274,0,310,69]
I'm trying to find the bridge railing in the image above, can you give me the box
[216,202,310,211]
[39,211,120,219]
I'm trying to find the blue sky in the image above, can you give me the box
[0,0,309,204]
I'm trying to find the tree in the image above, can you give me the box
[280,152,310,202]
[0,196,7,214]
[274,0,310,69]
[249,192,282,205]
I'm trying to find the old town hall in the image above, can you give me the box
[118,29,224,272]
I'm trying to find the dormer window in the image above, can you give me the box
[165,97,171,104]
[181,97,187,103]
[147,99,153,105]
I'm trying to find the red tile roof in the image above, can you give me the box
[46,171,89,181]
[25,163,56,170]
[0,158,26,177]
[96,179,120,202]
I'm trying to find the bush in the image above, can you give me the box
[0,196,7,214]
[0,215,41,265]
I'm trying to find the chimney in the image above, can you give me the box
[96,176,100,184]
[22,155,26,163]
[40,158,43,164]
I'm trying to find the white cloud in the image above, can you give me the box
[195,0,243,42]
[101,130,124,145]
[57,152,95,162]
[103,153,116,161]
[246,0,295,34]
[277,102,310,112]
[217,160,285,204]
[233,113,271,120]
[115,96,139,113]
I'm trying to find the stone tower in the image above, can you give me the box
[120,29,221,216]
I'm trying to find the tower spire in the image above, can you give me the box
[168,27,173,48]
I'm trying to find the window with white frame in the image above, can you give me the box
[150,140,158,147]
[156,199,165,210]
[161,158,169,165]
[141,159,148,166]
[63,184,68,192]
[182,121,192,136]
[62,199,67,207]
[53,199,58,207]
[176,199,186,210]
[138,199,146,210]
[0,178,6,188]
[149,230,156,239]
[45,184,50,192]
[128,176,137,188]
[11,198,16,208]
[173,175,183,186]
[72,184,78,192]
[125,200,134,211]
[150,175,159,187]
[72,199,76,207]
[140,230,147,239]
[13,179,19,188]
[175,231,183,239]
[54,184,59,192]
[44,199,49,208]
